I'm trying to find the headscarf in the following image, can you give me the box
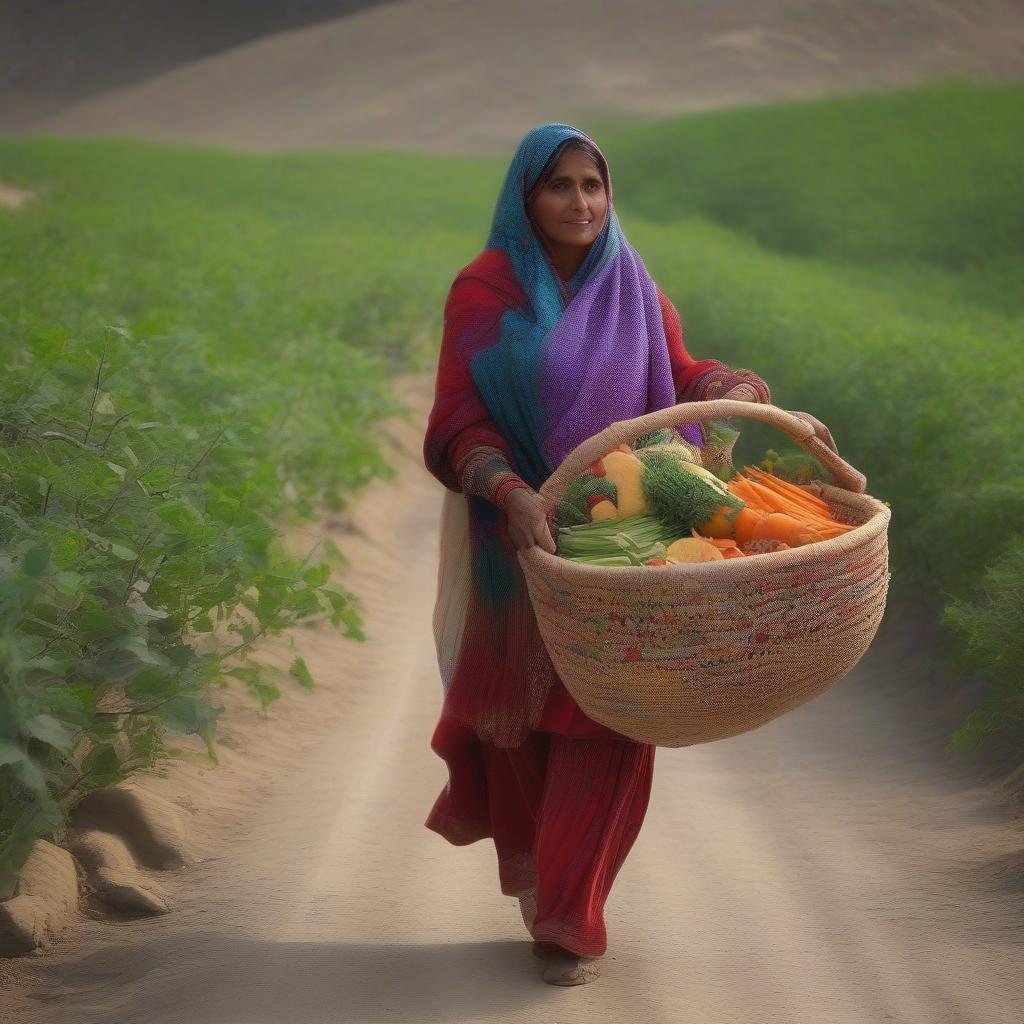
[467,123,701,491]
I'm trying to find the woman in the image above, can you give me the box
[422,123,832,986]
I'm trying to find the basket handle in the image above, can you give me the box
[537,399,867,509]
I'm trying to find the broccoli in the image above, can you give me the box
[637,448,743,537]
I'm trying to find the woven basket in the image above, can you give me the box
[517,399,891,748]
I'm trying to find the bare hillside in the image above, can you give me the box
[5,0,1023,154]
[0,0,391,127]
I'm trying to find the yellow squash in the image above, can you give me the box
[601,450,649,517]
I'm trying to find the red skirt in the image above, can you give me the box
[425,674,656,958]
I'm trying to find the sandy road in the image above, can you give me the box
[2,375,1023,1023]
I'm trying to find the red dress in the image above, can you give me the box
[427,697,656,957]
[423,250,769,957]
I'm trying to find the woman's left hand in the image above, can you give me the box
[719,384,841,456]
[787,410,840,455]
[719,382,761,404]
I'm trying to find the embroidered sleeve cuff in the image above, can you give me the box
[493,477,533,513]
[678,361,772,405]
[453,444,530,508]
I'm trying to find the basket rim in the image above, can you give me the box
[518,480,891,584]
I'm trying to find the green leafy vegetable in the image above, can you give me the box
[555,473,617,527]
[637,448,743,537]
[555,513,677,565]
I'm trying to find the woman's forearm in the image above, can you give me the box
[452,443,532,512]
[677,361,772,405]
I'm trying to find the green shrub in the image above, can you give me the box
[2,80,1022,894]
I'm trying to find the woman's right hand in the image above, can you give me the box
[504,487,558,554]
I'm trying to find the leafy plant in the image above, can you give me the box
[0,327,371,899]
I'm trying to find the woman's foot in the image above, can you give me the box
[539,946,601,986]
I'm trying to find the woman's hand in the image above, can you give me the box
[788,410,840,455]
[504,487,558,554]
[718,382,761,404]
[719,383,841,457]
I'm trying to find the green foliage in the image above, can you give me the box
[759,449,831,485]
[555,474,617,527]
[604,81,1024,312]
[700,419,742,481]
[632,427,675,449]
[637,448,742,537]
[0,327,375,896]
[0,137,500,375]
[606,82,1024,758]
[555,514,677,566]
[2,80,1023,891]
[0,138,502,896]
[941,541,1024,754]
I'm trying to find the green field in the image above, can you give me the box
[603,83,1024,757]
[1,81,1022,892]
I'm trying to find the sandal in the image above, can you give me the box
[540,948,602,986]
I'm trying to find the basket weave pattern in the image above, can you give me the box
[518,400,892,748]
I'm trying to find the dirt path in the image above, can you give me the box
[1,374,1022,1021]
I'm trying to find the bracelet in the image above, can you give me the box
[494,478,533,512]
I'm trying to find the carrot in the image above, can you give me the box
[743,466,832,516]
[794,514,854,536]
[697,504,764,545]
[813,523,857,538]
[741,478,795,514]
[745,466,831,509]
[752,512,824,547]
[745,465,829,505]
[699,504,740,538]
[720,471,856,543]
[741,473,843,530]
[726,477,773,514]
[729,507,765,546]
[743,472,856,534]
[743,477,826,522]
[800,516,856,537]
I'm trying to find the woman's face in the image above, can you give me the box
[527,149,609,255]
